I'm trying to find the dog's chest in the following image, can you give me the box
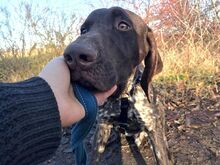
[90,75,171,165]
[98,84,156,134]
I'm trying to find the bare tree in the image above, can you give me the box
[0,1,82,57]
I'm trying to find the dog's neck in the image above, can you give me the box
[120,64,144,98]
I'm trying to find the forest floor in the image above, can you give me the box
[40,80,220,165]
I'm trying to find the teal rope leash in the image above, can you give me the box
[71,84,98,165]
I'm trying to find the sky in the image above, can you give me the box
[0,0,147,19]
[0,0,104,18]
[0,0,148,49]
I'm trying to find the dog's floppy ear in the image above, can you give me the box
[140,28,163,102]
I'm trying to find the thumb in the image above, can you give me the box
[94,85,117,106]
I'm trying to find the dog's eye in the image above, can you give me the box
[118,21,131,31]
[80,27,88,34]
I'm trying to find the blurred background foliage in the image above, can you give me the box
[0,0,219,93]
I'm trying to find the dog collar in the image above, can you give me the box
[129,65,143,96]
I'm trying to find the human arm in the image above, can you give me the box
[0,56,116,165]
[38,56,116,127]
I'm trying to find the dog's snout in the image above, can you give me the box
[77,53,97,64]
[64,44,98,69]
[65,54,74,64]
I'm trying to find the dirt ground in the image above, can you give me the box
[40,81,220,165]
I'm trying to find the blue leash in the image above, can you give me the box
[71,84,98,165]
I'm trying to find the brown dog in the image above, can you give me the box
[64,7,172,165]
[64,7,162,100]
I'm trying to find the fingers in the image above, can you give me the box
[94,85,117,106]
[103,85,117,98]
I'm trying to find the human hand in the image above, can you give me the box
[94,85,117,106]
[39,56,116,127]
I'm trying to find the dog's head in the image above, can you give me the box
[64,7,163,99]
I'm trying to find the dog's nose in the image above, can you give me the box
[64,44,98,69]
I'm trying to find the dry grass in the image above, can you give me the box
[154,31,220,91]
[159,46,219,80]
[1,32,219,88]
[0,1,219,90]
[1,39,219,93]
[0,53,56,82]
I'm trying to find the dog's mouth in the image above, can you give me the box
[73,75,101,92]
[69,67,117,93]
[71,72,128,99]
